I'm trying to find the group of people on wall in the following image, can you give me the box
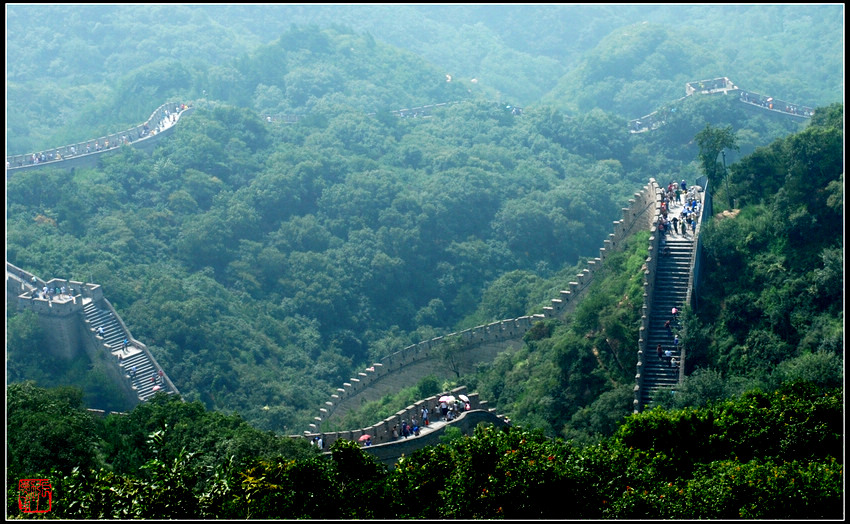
[7,103,189,169]
[657,180,701,238]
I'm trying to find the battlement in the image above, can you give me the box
[311,180,662,432]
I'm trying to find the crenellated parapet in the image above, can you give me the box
[312,180,662,433]
[632,179,665,411]
[318,315,539,426]
[303,385,505,448]
[542,180,660,319]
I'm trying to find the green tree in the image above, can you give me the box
[7,383,101,482]
[694,123,739,202]
[769,351,843,391]
[562,384,634,444]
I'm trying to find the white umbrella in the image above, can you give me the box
[458,394,470,402]
[439,395,455,403]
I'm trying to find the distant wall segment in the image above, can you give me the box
[6,102,193,175]
[629,77,813,133]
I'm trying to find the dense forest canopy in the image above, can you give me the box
[5,6,844,517]
[6,379,843,518]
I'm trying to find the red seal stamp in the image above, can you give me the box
[18,479,52,514]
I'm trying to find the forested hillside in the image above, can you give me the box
[543,7,842,117]
[7,5,842,153]
[7,6,842,433]
[483,103,844,439]
[334,103,843,440]
[5,84,630,426]
[6,5,843,518]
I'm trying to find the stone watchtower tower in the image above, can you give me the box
[7,264,166,409]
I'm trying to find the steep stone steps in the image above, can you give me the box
[83,301,172,401]
[639,235,694,410]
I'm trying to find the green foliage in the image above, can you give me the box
[652,368,756,412]
[6,310,51,384]
[392,425,588,519]
[7,383,100,483]
[462,230,649,438]
[4,9,844,519]
[620,382,842,470]
[6,383,842,519]
[10,66,642,433]
[695,123,739,194]
[676,457,843,519]
[224,457,340,519]
[693,106,843,399]
[562,384,634,444]
[85,394,317,514]
[769,350,843,391]
[6,307,135,411]
[8,5,843,155]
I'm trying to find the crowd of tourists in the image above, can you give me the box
[656,180,702,237]
[385,397,472,443]
[739,91,814,117]
[653,180,700,372]
[34,281,77,302]
[339,395,477,449]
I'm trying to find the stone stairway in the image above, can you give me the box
[121,351,167,401]
[85,301,126,352]
[639,233,693,409]
[83,300,169,401]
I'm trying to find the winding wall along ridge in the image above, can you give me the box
[6,102,193,174]
[309,179,662,436]
[11,82,750,448]
[6,76,813,176]
[628,77,813,133]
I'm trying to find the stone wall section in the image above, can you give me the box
[631,177,706,411]
[358,409,510,470]
[631,179,664,411]
[312,180,661,432]
[6,103,194,175]
[302,385,509,456]
[6,262,178,406]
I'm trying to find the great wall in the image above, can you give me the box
[7,173,704,466]
[6,77,810,174]
[306,177,662,430]
[6,102,194,175]
[6,264,180,411]
[9,74,805,464]
[298,175,709,466]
